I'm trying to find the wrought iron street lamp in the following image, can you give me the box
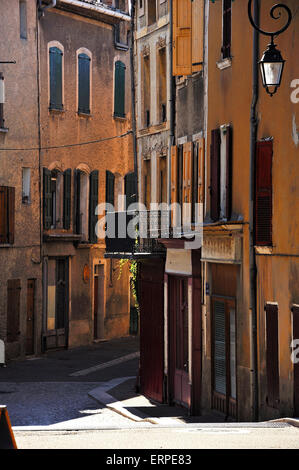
[248,1,292,96]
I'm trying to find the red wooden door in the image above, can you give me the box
[139,260,164,403]
[26,279,35,355]
[169,276,191,408]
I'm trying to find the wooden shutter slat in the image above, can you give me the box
[265,303,279,408]
[173,0,192,76]
[78,54,90,114]
[63,169,72,230]
[255,140,273,246]
[210,129,221,221]
[89,170,99,243]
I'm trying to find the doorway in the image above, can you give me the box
[26,279,35,355]
[169,276,191,408]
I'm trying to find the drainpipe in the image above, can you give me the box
[130,0,138,203]
[249,0,259,422]
[38,0,56,18]
[168,0,175,205]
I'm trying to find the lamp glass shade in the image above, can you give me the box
[260,61,284,87]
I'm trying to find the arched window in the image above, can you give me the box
[78,52,91,114]
[49,46,63,110]
[114,60,126,118]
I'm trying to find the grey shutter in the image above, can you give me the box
[78,53,90,114]
[114,61,126,118]
[214,300,226,396]
[43,168,52,230]
[89,170,99,243]
[49,47,63,110]
[63,169,71,230]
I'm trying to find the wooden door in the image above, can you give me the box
[139,259,164,403]
[26,279,35,355]
[211,296,237,418]
[169,276,191,408]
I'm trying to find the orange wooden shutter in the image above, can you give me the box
[173,0,192,76]
[183,142,192,204]
[192,0,204,73]
[171,146,178,204]
[197,138,205,204]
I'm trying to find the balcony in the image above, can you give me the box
[104,209,202,259]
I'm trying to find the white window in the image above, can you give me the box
[22,168,31,204]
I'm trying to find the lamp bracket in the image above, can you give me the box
[248,1,292,43]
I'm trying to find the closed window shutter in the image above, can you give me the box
[73,170,81,234]
[222,0,232,59]
[63,169,72,230]
[191,0,204,73]
[183,142,192,204]
[114,61,126,118]
[214,299,226,396]
[49,47,63,110]
[265,303,279,408]
[255,140,273,246]
[7,187,15,244]
[89,170,99,243]
[198,138,205,204]
[0,186,8,243]
[106,171,115,207]
[125,172,137,210]
[43,168,52,230]
[173,0,192,76]
[171,146,178,205]
[210,128,221,221]
[225,125,233,220]
[78,53,90,114]
[7,279,21,343]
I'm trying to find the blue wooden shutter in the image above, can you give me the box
[49,47,63,110]
[78,53,90,114]
[63,169,72,230]
[43,168,52,230]
[89,170,99,243]
[114,61,126,118]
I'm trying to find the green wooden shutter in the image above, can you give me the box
[125,172,137,210]
[49,47,63,110]
[106,171,115,207]
[89,170,99,243]
[63,169,72,230]
[73,170,81,234]
[114,61,126,118]
[78,53,90,114]
[43,168,52,230]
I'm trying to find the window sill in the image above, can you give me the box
[114,42,129,51]
[49,107,64,114]
[0,127,9,133]
[113,114,127,121]
[78,111,91,118]
[0,243,13,248]
[216,57,232,70]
